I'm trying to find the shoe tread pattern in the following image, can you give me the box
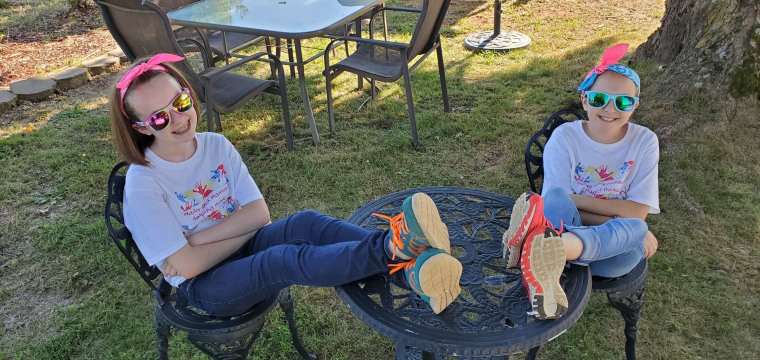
[526,232,568,320]
[502,192,536,267]
[418,253,462,314]
[411,193,451,254]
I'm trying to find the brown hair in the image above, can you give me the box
[108,56,200,166]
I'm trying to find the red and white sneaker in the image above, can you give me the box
[521,227,568,320]
[502,192,554,267]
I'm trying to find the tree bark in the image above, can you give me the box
[634,0,760,100]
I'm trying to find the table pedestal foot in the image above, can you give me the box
[396,343,516,360]
[396,344,441,360]
[463,31,531,52]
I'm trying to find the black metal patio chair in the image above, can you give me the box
[105,162,316,359]
[97,0,294,150]
[523,108,648,360]
[323,0,452,146]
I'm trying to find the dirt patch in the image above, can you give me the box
[0,5,117,87]
[1,289,75,348]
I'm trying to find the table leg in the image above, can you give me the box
[353,17,363,90]
[294,40,320,146]
[287,38,296,78]
[525,346,539,360]
[222,31,229,65]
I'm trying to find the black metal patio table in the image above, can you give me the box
[337,187,592,359]
[167,0,385,147]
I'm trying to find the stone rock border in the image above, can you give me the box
[0,48,129,114]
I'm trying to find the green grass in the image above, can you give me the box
[2,0,759,358]
[0,0,69,38]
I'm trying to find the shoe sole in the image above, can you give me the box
[418,252,463,314]
[523,232,568,320]
[411,193,451,254]
[502,192,540,267]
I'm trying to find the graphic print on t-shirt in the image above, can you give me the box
[573,160,634,199]
[174,164,234,233]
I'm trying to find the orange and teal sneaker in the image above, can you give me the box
[389,248,462,314]
[520,227,568,320]
[374,192,451,260]
[502,192,555,267]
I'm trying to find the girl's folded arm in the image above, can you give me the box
[577,210,613,226]
[165,233,251,279]
[186,199,271,247]
[571,194,650,221]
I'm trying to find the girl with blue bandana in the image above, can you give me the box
[502,44,659,320]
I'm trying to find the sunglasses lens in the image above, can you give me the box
[615,96,636,111]
[173,92,193,112]
[149,111,171,131]
[587,92,609,108]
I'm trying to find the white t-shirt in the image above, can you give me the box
[541,121,660,214]
[123,132,263,287]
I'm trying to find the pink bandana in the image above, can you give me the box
[115,53,185,118]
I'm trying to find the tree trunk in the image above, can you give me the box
[634,0,760,100]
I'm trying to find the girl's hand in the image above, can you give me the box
[644,231,658,258]
[162,259,179,277]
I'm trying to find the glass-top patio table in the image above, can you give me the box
[168,0,385,146]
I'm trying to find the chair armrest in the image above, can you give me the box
[325,36,408,52]
[199,51,284,81]
[176,37,212,69]
[366,6,421,40]
[374,6,421,14]
[323,36,409,73]
[175,25,215,66]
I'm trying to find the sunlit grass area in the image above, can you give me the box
[1,0,759,359]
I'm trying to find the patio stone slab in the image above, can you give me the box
[9,76,56,102]
[51,68,89,91]
[0,91,18,113]
[108,48,129,64]
[82,55,120,76]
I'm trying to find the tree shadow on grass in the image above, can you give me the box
[2,5,104,43]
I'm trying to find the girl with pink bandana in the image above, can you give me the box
[107,54,464,316]
[502,44,659,320]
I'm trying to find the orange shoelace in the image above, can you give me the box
[387,258,416,274]
[372,212,410,260]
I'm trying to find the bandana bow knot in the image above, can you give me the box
[586,43,627,78]
[577,44,640,96]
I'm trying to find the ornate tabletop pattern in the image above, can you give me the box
[336,187,591,358]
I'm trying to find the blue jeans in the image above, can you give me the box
[542,187,646,278]
[178,209,395,316]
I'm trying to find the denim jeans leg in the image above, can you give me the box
[566,217,647,278]
[587,247,645,278]
[542,187,583,229]
[180,210,394,316]
[249,209,379,250]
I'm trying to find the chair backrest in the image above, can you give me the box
[525,109,585,193]
[104,162,165,297]
[151,0,197,12]
[407,0,451,60]
[96,0,203,96]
